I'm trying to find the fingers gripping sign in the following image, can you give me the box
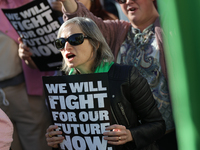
[103,124,133,145]
[18,36,38,69]
[45,125,65,148]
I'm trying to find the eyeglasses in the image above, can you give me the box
[54,33,90,50]
[116,0,127,4]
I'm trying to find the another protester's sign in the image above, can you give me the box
[43,73,113,150]
[2,0,62,71]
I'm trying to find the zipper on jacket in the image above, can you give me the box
[118,103,130,126]
[110,106,119,125]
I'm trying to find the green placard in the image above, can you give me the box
[158,0,200,150]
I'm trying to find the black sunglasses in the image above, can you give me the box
[54,33,90,50]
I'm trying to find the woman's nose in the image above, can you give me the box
[62,41,72,51]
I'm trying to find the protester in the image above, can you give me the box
[56,0,177,149]
[45,16,165,150]
[0,108,13,150]
[0,0,61,149]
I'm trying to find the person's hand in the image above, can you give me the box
[18,37,37,69]
[45,125,65,148]
[18,37,32,61]
[103,124,133,145]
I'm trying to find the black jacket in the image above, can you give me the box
[108,63,166,150]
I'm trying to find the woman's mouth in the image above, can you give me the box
[130,8,136,11]
[128,7,137,12]
[66,53,76,61]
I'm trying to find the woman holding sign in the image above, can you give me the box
[45,17,165,150]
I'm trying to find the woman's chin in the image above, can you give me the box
[67,63,76,69]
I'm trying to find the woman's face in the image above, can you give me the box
[60,24,94,74]
[77,0,91,10]
[120,0,157,29]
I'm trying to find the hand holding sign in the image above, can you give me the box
[46,125,65,148]
[18,36,37,69]
[103,124,133,145]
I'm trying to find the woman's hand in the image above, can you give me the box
[18,37,37,69]
[45,125,65,148]
[103,124,133,145]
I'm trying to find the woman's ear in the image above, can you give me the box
[95,42,100,51]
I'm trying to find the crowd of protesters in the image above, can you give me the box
[0,0,178,150]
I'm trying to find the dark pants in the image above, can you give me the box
[156,130,178,150]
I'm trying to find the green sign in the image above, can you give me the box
[158,0,200,150]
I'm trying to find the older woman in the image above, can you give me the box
[45,17,165,150]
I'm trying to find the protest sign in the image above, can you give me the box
[2,0,63,71]
[43,73,113,150]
